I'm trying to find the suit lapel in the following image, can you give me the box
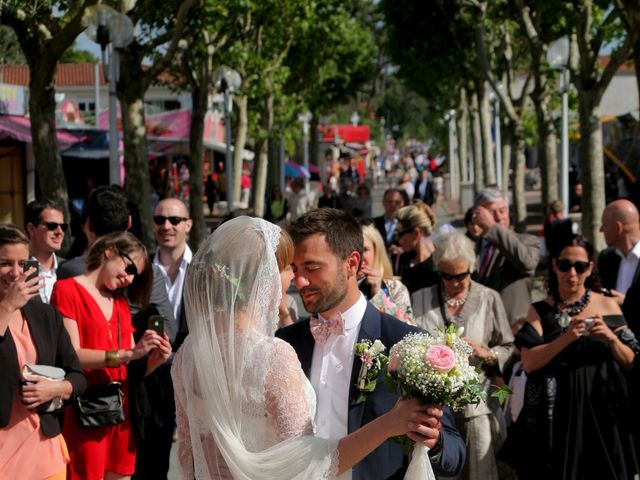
[608,252,622,288]
[348,303,382,433]
[294,319,315,378]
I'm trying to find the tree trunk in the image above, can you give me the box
[232,94,248,204]
[187,84,207,250]
[470,91,484,192]
[510,122,528,233]
[252,94,274,218]
[577,99,606,250]
[310,116,319,169]
[457,88,469,183]
[28,65,72,251]
[635,39,640,114]
[478,82,496,186]
[532,80,559,208]
[501,125,512,192]
[118,81,155,250]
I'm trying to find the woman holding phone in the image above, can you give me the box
[0,224,86,479]
[51,231,171,480]
[513,234,638,479]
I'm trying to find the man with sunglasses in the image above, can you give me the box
[472,188,540,326]
[136,198,192,480]
[24,199,67,303]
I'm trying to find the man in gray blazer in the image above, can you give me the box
[472,188,540,326]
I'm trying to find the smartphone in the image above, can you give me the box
[21,260,39,282]
[148,315,165,336]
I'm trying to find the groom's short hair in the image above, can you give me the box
[288,208,363,260]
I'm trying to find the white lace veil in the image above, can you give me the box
[172,216,336,479]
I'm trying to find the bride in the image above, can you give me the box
[172,216,436,479]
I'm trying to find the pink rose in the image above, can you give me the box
[425,345,456,373]
[388,350,400,372]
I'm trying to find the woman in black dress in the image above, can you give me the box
[516,234,638,479]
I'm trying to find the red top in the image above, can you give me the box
[51,278,134,388]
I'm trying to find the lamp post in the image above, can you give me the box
[299,111,312,194]
[444,109,457,199]
[489,90,503,189]
[86,5,134,187]
[213,66,242,212]
[350,111,360,126]
[547,35,570,217]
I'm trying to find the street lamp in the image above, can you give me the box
[547,35,570,217]
[298,111,312,194]
[488,88,503,189]
[350,111,360,126]
[86,5,134,187]
[213,66,242,212]
[444,109,457,199]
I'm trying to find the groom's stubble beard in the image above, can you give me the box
[303,261,349,315]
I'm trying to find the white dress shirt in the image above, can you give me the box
[34,254,58,304]
[615,240,640,294]
[153,245,193,327]
[310,293,368,441]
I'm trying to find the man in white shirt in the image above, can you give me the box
[24,199,66,303]
[598,199,640,331]
[277,208,464,480]
[152,198,193,332]
[136,197,192,480]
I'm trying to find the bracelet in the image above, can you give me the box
[485,349,499,365]
[105,349,121,368]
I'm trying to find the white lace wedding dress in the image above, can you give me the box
[173,334,338,479]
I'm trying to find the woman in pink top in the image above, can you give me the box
[0,224,86,479]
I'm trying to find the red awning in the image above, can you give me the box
[0,115,81,150]
[320,124,370,143]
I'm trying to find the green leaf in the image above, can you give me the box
[491,385,513,405]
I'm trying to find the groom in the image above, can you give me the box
[276,208,465,479]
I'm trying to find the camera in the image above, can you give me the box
[583,317,595,335]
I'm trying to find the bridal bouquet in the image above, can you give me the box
[385,326,485,480]
[386,326,485,410]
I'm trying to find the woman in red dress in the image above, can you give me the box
[51,231,171,480]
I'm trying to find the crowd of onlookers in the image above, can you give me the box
[2,145,640,479]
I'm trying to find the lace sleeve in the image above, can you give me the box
[172,350,195,480]
[265,338,315,441]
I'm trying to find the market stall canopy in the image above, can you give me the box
[98,108,253,159]
[320,124,370,143]
[0,115,82,150]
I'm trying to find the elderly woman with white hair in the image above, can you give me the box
[412,231,514,480]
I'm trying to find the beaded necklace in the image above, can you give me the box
[554,288,590,328]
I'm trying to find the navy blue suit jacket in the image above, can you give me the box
[276,302,465,479]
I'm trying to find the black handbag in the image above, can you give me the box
[75,312,126,428]
[75,381,125,428]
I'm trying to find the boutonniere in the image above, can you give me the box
[354,339,388,404]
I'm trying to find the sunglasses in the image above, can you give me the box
[556,259,590,274]
[397,228,412,238]
[439,271,471,282]
[153,215,188,226]
[37,221,68,232]
[119,252,139,276]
